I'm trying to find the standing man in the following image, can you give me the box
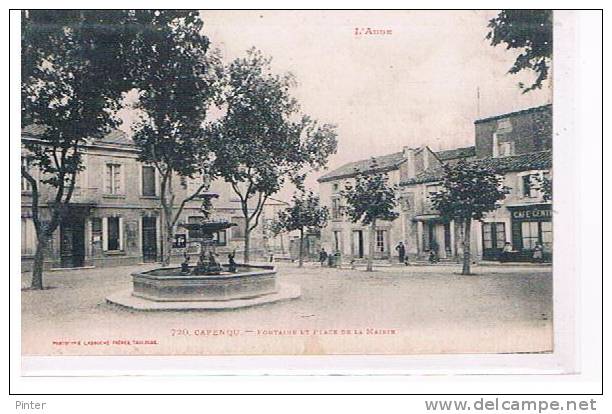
[395,241,406,264]
[319,247,328,267]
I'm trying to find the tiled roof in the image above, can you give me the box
[98,129,132,145]
[435,146,476,161]
[401,150,552,186]
[317,151,406,183]
[474,104,552,124]
[317,144,479,183]
[21,124,133,146]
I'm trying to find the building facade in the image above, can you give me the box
[317,104,553,263]
[401,151,552,262]
[21,126,268,271]
[400,104,553,262]
[316,145,474,261]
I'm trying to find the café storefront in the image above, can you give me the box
[507,204,553,262]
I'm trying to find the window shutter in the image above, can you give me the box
[156,169,160,196]
[102,217,108,251]
[118,217,124,251]
[81,154,88,189]
[103,165,108,194]
[139,165,143,196]
[119,165,125,194]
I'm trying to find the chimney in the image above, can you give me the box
[402,146,416,179]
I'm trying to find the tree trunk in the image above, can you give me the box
[30,236,46,290]
[366,220,376,272]
[163,228,173,267]
[160,201,174,267]
[298,228,304,268]
[462,218,472,275]
[243,228,251,264]
[159,170,173,267]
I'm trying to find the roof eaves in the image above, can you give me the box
[474,104,552,125]
[317,163,402,183]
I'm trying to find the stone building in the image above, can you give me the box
[316,103,552,263]
[316,146,473,261]
[399,104,553,262]
[21,125,267,271]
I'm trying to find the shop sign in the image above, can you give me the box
[510,206,552,220]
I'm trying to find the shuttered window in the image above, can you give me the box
[141,166,156,196]
[103,217,123,251]
[105,164,123,195]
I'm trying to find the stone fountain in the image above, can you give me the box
[106,192,300,310]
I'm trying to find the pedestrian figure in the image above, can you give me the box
[180,255,190,274]
[395,241,406,264]
[532,242,544,263]
[208,250,218,266]
[227,250,237,273]
[319,247,328,267]
[500,242,513,263]
[428,249,438,264]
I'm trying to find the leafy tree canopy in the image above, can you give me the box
[430,160,510,222]
[209,48,338,198]
[130,10,223,178]
[274,191,329,234]
[487,10,553,93]
[21,10,144,185]
[342,159,399,225]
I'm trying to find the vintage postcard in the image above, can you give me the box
[19,10,559,363]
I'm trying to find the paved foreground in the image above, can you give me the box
[21,262,552,356]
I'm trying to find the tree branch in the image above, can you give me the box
[248,193,268,232]
[171,179,209,229]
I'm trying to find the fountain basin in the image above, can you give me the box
[106,264,301,311]
[133,265,277,302]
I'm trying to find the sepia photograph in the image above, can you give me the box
[19,9,558,361]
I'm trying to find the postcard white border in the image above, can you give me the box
[7,7,603,394]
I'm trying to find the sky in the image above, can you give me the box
[121,10,552,198]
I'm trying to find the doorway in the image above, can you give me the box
[444,222,452,256]
[142,217,158,263]
[423,222,438,252]
[482,222,506,260]
[352,230,364,258]
[60,216,85,268]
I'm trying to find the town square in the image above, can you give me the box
[20,10,554,357]
[7,3,608,407]
[21,261,552,355]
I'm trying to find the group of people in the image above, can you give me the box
[315,240,547,266]
[317,242,413,267]
[500,241,545,263]
[318,248,342,267]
